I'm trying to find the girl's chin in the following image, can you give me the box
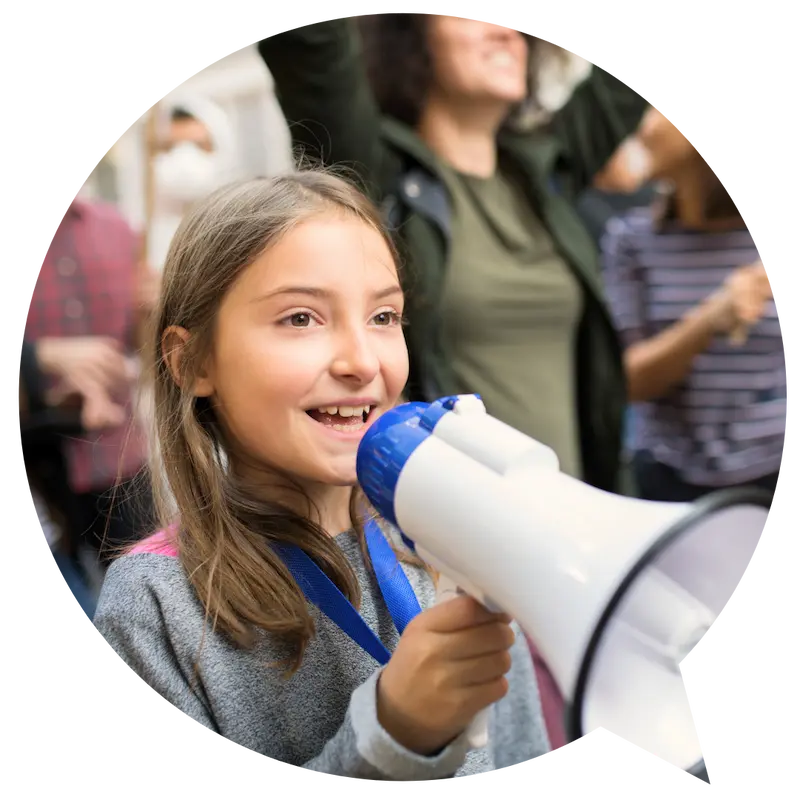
[309,467,359,489]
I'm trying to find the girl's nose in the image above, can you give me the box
[330,329,381,385]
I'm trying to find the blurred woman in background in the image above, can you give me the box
[259,13,650,751]
[601,109,785,502]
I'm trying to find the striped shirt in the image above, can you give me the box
[601,208,785,487]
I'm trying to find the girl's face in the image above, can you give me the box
[198,213,409,489]
[427,16,528,108]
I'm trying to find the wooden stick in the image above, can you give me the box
[142,102,160,263]
[135,102,162,350]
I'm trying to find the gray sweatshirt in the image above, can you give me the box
[94,527,551,779]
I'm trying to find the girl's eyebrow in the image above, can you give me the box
[251,285,403,303]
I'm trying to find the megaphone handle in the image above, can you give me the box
[465,709,490,749]
[435,573,491,750]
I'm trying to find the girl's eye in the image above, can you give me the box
[372,310,402,327]
[282,312,316,328]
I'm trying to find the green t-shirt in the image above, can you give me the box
[439,164,584,479]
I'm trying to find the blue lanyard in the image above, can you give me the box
[274,520,422,665]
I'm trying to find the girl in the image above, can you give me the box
[93,172,551,779]
[601,109,785,502]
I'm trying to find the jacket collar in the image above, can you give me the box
[380,116,607,303]
[381,115,566,179]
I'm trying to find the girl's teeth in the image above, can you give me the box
[331,422,365,432]
[316,405,370,417]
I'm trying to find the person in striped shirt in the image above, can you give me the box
[601,109,784,502]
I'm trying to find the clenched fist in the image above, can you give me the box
[704,261,773,339]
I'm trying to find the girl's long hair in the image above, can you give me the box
[145,170,408,672]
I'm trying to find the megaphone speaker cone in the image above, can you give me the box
[567,486,771,774]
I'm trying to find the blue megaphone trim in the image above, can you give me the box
[356,401,430,529]
[356,395,482,531]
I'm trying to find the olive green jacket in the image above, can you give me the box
[258,19,647,494]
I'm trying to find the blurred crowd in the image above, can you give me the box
[20,16,785,752]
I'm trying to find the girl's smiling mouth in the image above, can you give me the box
[305,403,378,433]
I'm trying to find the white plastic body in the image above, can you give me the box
[433,573,489,750]
[396,401,690,698]
[390,397,767,769]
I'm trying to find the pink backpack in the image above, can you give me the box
[128,528,179,558]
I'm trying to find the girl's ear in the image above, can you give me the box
[162,326,214,397]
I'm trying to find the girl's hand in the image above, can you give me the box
[376,595,515,755]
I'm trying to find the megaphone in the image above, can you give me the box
[356,394,770,777]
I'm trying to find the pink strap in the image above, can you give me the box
[129,528,179,557]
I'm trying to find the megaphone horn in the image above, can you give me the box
[356,394,770,777]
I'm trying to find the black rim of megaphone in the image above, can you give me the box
[564,485,772,778]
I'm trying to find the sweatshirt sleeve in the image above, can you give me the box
[94,556,471,780]
[306,667,471,779]
[549,67,649,196]
[93,561,221,733]
[256,19,401,201]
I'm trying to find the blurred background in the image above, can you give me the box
[20,15,784,754]
[81,43,294,248]
[23,43,296,607]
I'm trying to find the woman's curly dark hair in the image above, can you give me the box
[357,15,431,128]
[357,14,544,130]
